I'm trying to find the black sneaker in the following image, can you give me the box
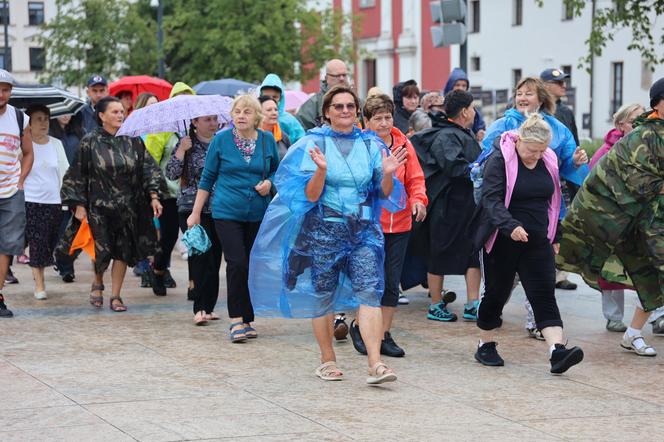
[4,268,18,284]
[152,272,167,296]
[349,319,367,355]
[140,269,153,288]
[550,344,584,374]
[62,273,75,283]
[0,294,14,318]
[163,269,176,288]
[475,342,504,366]
[333,314,349,341]
[381,331,405,357]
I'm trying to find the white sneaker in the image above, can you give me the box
[398,294,409,305]
[34,291,47,300]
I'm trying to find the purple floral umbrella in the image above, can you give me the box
[117,94,233,137]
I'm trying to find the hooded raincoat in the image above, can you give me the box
[260,74,305,143]
[556,111,664,311]
[248,126,406,318]
[443,68,486,135]
[392,81,415,134]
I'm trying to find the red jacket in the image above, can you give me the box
[380,127,428,233]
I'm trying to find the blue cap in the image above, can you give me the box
[86,75,107,87]
[540,68,569,82]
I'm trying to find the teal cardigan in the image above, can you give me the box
[199,128,280,222]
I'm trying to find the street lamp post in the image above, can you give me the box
[150,0,165,79]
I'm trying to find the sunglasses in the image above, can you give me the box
[329,103,357,112]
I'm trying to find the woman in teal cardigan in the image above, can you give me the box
[188,95,279,342]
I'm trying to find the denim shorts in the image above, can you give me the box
[0,190,26,256]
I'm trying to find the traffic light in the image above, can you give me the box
[430,0,467,47]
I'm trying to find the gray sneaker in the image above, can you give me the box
[606,319,627,333]
[652,316,664,336]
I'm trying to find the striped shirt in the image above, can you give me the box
[0,105,29,199]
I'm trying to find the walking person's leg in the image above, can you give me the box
[153,199,179,296]
[602,289,627,331]
[201,214,222,318]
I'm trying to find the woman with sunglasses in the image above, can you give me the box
[249,85,407,384]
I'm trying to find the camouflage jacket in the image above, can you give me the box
[61,127,166,216]
[556,111,664,310]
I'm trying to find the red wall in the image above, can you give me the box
[420,0,451,92]
[353,0,381,39]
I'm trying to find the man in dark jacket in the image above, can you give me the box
[410,90,483,322]
[541,68,580,290]
[392,80,420,134]
[79,75,109,135]
[443,68,486,141]
[296,59,350,131]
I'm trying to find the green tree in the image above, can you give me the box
[539,0,664,70]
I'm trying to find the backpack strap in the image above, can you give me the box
[14,107,24,141]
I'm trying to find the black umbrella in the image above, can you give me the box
[9,84,85,118]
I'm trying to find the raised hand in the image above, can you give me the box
[382,146,408,176]
[309,146,327,170]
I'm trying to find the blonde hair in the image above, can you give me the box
[231,94,263,129]
[518,113,552,145]
[420,92,444,112]
[366,86,384,99]
[515,77,556,114]
[612,103,644,128]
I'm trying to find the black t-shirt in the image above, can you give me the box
[508,158,554,236]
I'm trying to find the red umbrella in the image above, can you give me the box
[109,75,173,103]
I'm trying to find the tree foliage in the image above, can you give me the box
[539,0,664,71]
[37,0,360,87]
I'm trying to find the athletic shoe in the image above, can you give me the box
[550,344,584,374]
[0,294,13,318]
[381,331,405,357]
[652,316,664,336]
[427,302,457,322]
[398,294,410,305]
[4,268,18,284]
[555,280,577,290]
[152,272,167,296]
[463,300,480,321]
[34,291,48,300]
[163,269,176,288]
[349,319,367,355]
[606,319,627,333]
[140,269,153,288]
[527,328,545,341]
[61,273,75,283]
[333,314,349,340]
[475,342,504,366]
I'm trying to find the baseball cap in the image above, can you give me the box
[87,75,107,88]
[540,68,569,82]
[0,69,16,86]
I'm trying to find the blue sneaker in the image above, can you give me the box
[463,300,480,321]
[427,302,457,322]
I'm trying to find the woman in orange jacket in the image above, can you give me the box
[349,93,428,357]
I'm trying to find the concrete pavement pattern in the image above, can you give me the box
[1,256,663,441]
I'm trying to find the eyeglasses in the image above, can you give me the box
[327,73,349,79]
[329,103,357,112]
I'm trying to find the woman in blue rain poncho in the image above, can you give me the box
[249,86,407,384]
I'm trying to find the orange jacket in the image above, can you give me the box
[380,127,428,233]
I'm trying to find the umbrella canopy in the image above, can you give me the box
[109,75,173,103]
[193,78,257,97]
[284,90,311,112]
[117,94,233,137]
[9,84,85,118]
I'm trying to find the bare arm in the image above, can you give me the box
[18,130,34,189]
[304,147,326,202]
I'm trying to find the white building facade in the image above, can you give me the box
[460,0,664,140]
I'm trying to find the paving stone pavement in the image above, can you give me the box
[1,254,663,441]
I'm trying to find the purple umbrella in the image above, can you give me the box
[117,94,233,137]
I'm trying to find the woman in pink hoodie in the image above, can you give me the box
[589,103,644,333]
[473,114,584,374]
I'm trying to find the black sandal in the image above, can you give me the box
[89,284,104,308]
[109,296,127,312]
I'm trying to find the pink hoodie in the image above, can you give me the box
[589,128,623,170]
[485,131,562,254]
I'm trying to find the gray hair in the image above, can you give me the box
[612,103,644,128]
[408,109,432,133]
[518,112,552,145]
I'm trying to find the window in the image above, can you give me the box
[611,62,624,116]
[471,56,481,72]
[561,65,572,87]
[28,2,45,26]
[0,46,11,71]
[363,59,376,91]
[359,0,375,7]
[0,1,9,26]
[512,0,523,26]
[512,68,522,87]
[562,1,574,20]
[30,47,45,71]
[470,0,480,33]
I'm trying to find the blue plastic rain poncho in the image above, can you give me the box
[249,126,406,318]
[481,108,589,185]
[260,73,306,143]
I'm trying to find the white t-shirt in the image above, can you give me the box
[0,104,30,199]
[24,136,69,204]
